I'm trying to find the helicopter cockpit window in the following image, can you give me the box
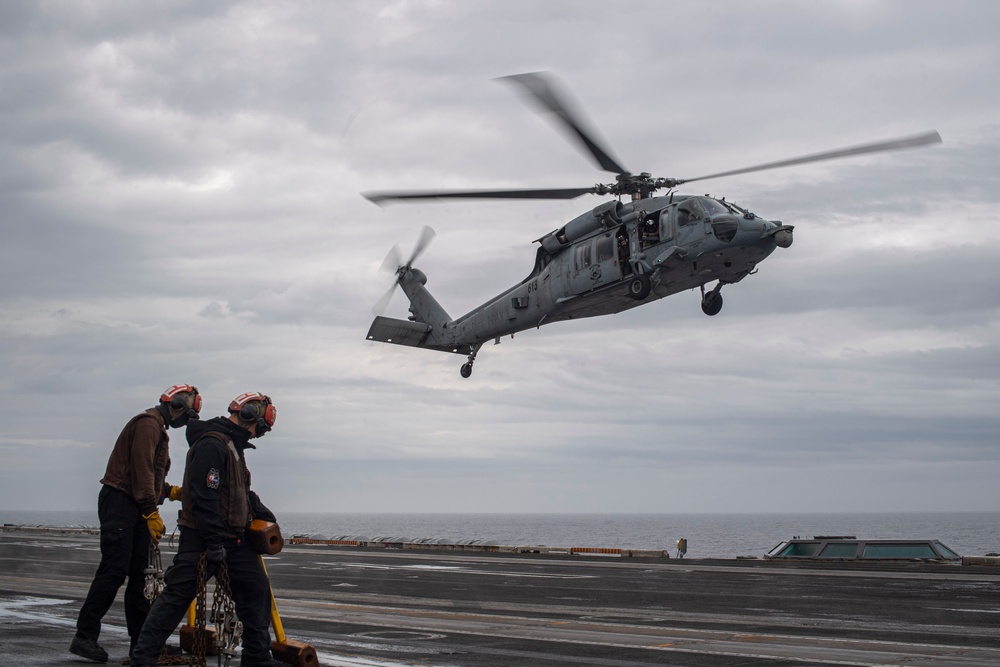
[678,200,702,226]
[700,197,731,217]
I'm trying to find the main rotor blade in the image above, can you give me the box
[500,72,629,176]
[407,225,436,266]
[677,130,942,185]
[363,186,598,206]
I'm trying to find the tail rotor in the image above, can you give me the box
[372,226,435,315]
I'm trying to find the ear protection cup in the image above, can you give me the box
[262,402,276,427]
[239,399,277,427]
[239,402,260,422]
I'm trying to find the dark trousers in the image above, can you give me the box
[76,485,151,642]
[131,528,272,667]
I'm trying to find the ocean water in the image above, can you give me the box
[2,510,997,559]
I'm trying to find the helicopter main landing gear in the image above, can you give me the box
[700,283,724,316]
[627,274,651,300]
[460,344,482,378]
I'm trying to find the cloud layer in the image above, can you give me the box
[1,1,998,514]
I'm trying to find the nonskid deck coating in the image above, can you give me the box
[1,530,999,667]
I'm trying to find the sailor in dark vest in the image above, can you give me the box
[130,392,279,667]
[71,384,201,663]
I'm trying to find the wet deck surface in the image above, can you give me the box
[2,529,999,666]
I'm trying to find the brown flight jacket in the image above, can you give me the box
[100,407,171,517]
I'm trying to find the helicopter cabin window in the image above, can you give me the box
[658,208,673,242]
[640,213,659,244]
[575,242,592,270]
[595,236,615,263]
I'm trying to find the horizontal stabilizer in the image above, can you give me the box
[366,316,431,348]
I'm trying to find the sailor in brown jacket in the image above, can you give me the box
[71,384,202,663]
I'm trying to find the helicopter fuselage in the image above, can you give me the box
[363,71,938,377]
[367,194,793,372]
[363,72,938,377]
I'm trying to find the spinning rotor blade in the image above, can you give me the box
[371,226,436,316]
[407,225,436,266]
[500,72,629,176]
[676,131,942,186]
[379,244,403,273]
[364,186,598,206]
[372,282,398,316]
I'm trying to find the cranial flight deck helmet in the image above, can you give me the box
[228,392,276,437]
[159,384,202,427]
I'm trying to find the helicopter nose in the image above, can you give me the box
[761,219,794,248]
[773,228,793,248]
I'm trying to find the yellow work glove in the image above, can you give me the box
[168,485,183,502]
[143,510,165,542]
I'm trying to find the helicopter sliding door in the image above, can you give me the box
[569,232,623,295]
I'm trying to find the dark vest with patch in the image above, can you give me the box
[177,433,251,538]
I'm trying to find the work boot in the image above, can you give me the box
[69,635,109,663]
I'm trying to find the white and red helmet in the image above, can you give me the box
[160,384,202,414]
[228,392,276,433]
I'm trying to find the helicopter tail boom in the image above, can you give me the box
[366,316,476,356]
[397,268,452,329]
[367,264,476,356]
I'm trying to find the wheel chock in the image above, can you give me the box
[178,599,219,656]
[259,556,319,667]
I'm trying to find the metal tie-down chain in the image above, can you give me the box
[192,553,208,667]
[213,558,242,667]
[144,542,165,602]
[129,544,189,666]
[192,552,242,667]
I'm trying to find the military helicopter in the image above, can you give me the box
[363,72,940,378]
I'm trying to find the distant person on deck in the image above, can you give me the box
[71,385,201,663]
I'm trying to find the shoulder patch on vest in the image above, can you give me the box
[207,468,221,489]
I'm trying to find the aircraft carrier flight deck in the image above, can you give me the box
[2,528,999,667]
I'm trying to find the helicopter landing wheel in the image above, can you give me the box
[701,290,723,316]
[627,274,651,300]
[460,345,481,379]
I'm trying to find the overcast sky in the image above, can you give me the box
[1,1,998,517]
